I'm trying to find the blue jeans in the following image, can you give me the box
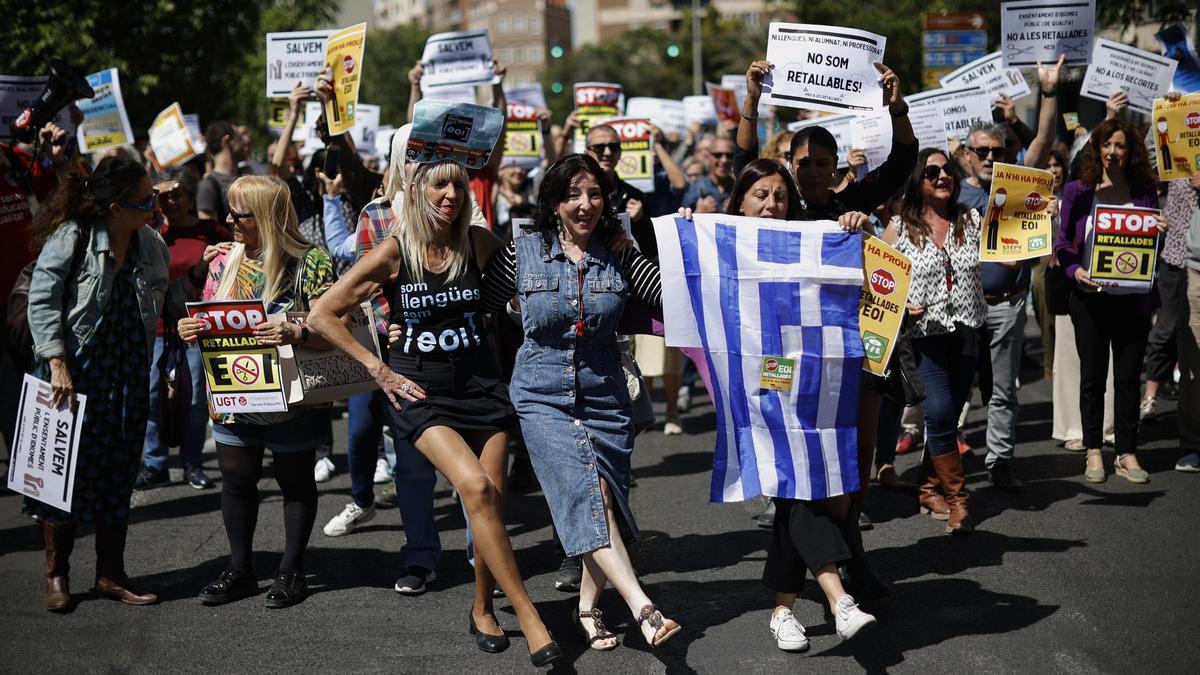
[142,336,209,470]
[381,415,443,572]
[346,391,396,508]
[912,331,978,457]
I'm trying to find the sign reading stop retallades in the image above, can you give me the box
[186,298,289,414]
[1085,204,1160,295]
[859,237,913,377]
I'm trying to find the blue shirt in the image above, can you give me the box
[682,175,734,211]
[959,180,1031,294]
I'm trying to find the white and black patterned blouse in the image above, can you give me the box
[891,209,987,338]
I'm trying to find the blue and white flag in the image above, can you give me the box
[652,214,864,502]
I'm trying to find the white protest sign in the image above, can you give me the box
[626,98,687,137]
[850,112,893,170]
[1081,38,1178,114]
[907,87,993,143]
[420,30,498,91]
[788,115,855,168]
[265,30,332,98]
[682,95,717,127]
[149,102,198,171]
[75,68,134,153]
[1001,0,1096,67]
[763,22,887,115]
[7,374,86,512]
[720,73,749,108]
[505,84,546,108]
[939,52,1031,103]
[0,75,73,142]
[423,84,478,104]
[349,103,380,155]
[182,113,205,154]
[906,101,949,154]
[375,125,396,158]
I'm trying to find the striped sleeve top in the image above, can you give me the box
[482,242,662,312]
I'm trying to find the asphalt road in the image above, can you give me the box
[1,327,1197,674]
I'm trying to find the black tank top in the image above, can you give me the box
[388,235,488,363]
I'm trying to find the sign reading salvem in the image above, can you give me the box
[763,22,887,115]
[1000,0,1095,67]
[265,30,332,98]
[939,52,1031,103]
[7,374,86,512]
[420,30,498,91]
[1081,38,1178,115]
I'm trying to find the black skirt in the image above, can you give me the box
[383,347,516,444]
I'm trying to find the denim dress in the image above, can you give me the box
[509,233,638,557]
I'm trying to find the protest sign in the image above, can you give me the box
[906,101,949,153]
[1081,39,1177,114]
[187,299,288,414]
[148,102,197,171]
[1151,93,1200,180]
[268,98,309,140]
[906,86,992,142]
[763,22,887,115]
[182,113,205,154]
[599,117,654,193]
[720,74,749,108]
[850,113,893,170]
[420,30,498,91]
[939,52,1031,103]
[505,83,546,108]
[859,237,912,377]
[7,374,85,512]
[276,306,380,405]
[265,30,331,98]
[1156,23,1200,94]
[682,95,717,127]
[1001,0,1095,67]
[323,22,367,136]
[407,100,504,170]
[574,82,623,152]
[626,98,687,137]
[788,114,854,168]
[979,163,1055,262]
[1085,204,1160,294]
[75,68,133,153]
[504,101,543,169]
[0,75,73,142]
[375,125,396,158]
[1063,112,1081,131]
[706,83,741,124]
[350,103,380,155]
[423,84,477,104]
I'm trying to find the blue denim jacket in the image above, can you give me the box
[28,219,170,362]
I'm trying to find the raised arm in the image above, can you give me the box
[271,82,311,180]
[316,170,356,262]
[1023,55,1065,170]
[407,62,423,124]
[652,124,687,191]
[738,60,771,155]
[877,62,914,146]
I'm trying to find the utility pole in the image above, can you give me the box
[691,0,702,95]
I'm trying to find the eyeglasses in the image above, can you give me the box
[921,164,954,182]
[229,209,255,223]
[118,189,159,212]
[966,146,1003,160]
[587,142,622,155]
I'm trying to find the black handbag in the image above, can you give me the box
[1044,262,1072,315]
[880,328,925,407]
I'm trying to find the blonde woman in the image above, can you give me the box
[177,176,338,609]
[308,160,561,667]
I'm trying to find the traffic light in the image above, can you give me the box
[666,44,681,58]
[550,45,564,59]
[551,82,564,93]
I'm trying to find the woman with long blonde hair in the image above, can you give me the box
[177,175,340,609]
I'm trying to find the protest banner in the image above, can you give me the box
[979,162,1055,262]
[268,98,309,140]
[1156,23,1200,94]
[504,101,543,169]
[626,98,687,137]
[906,101,949,153]
[682,95,717,127]
[1001,0,1095,67]
[850,112,893,170]
[573,82,623,152]
[148,102,197,171]
[1085,204,1160,294]
[187,299,287,414]
[182,113,205,154]
[350,103,380,155]
[763,22,887,115]
[7,374,86,512]
[1081,39,1177,115]
[939,52,1031,103]
[276,305,380,405]
[720,74,749,109]
[788,114,854,168]
[1151,93,1200,180]
[599,117,654,193]
[407,100,504,170]
[0,75,73,142]
[906,86,992,142]
[505,83,546,108]
[420,30,498,91]
[323,22,367,136]
[859,237,912,377]
[74,68,133,153]
[265,29,331,98]
[706,83,741,124]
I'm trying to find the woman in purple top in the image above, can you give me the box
[1054,118,1159,485]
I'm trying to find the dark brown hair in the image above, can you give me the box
[1078,118,1155,192]
[29,156,146,251]
[726,158,803,220]
[898,148,971,248]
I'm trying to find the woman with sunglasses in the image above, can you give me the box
[881,149,987,534]
[26,155,171,611]
[177,176,338,609]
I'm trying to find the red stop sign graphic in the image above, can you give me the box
[764,358,779,372]
[869,268,896,295]
[1186,112,1200,129]
[1025,192,1045,211]
[343,54,356,74]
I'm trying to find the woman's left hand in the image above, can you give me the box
[254,320,300,346]
[838,211,869,233]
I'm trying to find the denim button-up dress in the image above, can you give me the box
[509,232,639,557]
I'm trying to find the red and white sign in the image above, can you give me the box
[869,268,896,295]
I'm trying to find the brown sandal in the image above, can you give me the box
[574,607,619,651]
[637,604,681,648]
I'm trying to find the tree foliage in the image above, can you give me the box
[360,22,431,129]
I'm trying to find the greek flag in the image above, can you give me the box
[652,214,864,502]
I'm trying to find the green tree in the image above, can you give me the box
[359,22,432,128]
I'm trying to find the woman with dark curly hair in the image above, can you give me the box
[1055,118,1159,484]
[481,154,681,651]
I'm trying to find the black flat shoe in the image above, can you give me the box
[529,640,563,668]
[198,568,257,605]
[264,570,307,609]
[469,612,510,653]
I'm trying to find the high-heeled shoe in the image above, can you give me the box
[529,639,563,668]
[468,612,510,653]
[574,607,619,651]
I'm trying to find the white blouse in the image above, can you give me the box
[891,209,987,338]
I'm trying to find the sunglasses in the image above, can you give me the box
[118,189,159,212]
[711,151,734,159]
[966,145,1003,160]
[921,164,955,182]
[587,142,622,155]
[229,209,255,223]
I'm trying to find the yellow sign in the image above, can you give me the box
[1151,93,1200,180]
[859,236,912,377]
[148,102,197,171]
[979,162,1055,262]
[760,356,795,391]
[323,22,367,136]
[1087,204,1160,294]
[504,102,541,169]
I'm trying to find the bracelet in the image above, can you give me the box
[741,112,758,120]
[297,323,310,345]
[1041,88,1057,97]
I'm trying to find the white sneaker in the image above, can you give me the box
[663,421,683,435]
[323,502,376,537]
[769,608,809,652]
[373,458,391,484]
[314,456,335,483]
[834,595,876,640]
[676,385,692,413]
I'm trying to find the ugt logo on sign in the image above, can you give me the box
[869,268,896,296]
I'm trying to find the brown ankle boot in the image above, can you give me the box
[94,521,157,605]
[917,454,950,520]
[931,453,973,534]
[43,520,77,612]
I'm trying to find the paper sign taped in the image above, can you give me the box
[407,100,503,170]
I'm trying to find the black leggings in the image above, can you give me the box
[761,498,852,594]
[216,443,317,574]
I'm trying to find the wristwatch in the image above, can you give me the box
[889,101,909,117]
[297,323,311,345]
